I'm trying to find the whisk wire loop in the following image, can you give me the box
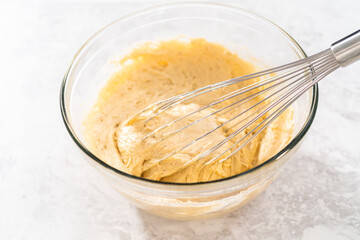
[127,29,360,165]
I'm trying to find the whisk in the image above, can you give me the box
[128,29,360,165]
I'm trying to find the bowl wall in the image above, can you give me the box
[61,3,318,220]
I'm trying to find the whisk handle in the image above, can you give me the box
[331,29,360,67]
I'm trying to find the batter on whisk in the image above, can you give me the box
[84,39,293,183]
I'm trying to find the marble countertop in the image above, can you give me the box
[1,0,359,239]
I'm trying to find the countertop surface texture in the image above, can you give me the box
[0,0,359,239]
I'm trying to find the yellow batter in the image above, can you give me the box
[84,39,293,183]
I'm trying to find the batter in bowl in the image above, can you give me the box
[84,39,293,183]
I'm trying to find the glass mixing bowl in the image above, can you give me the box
[60,2,318,220]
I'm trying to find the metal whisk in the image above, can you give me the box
[129,29,360,165]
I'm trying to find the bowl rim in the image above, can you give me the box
[60,2,318,186]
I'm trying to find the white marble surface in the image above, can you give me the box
[1,0,359,239]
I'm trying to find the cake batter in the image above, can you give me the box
[84,39,293,183]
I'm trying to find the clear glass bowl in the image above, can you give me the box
[60,2,318,220]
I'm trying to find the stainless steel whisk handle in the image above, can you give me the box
[331,29,360,67]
